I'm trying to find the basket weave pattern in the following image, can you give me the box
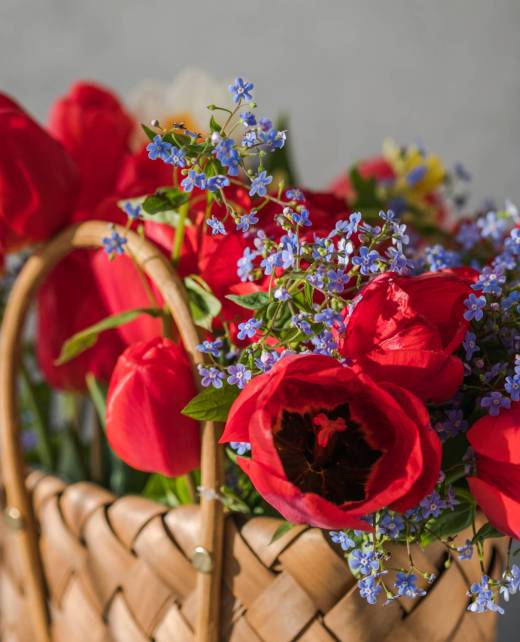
[1,470,504,642]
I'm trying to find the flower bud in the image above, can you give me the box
[106,337,200,476]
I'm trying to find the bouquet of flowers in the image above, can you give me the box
[1,75,519,617]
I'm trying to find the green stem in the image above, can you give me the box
[172,200,189,265]
[184,471,198,504]
[20,362,53,470]
[85,373,106,430]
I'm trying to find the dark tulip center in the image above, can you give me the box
[273,403,382,504]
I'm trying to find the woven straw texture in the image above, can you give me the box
[1,470,504,642]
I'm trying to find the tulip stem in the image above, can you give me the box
[85,373,106,430]
[172,201,189,265]
[185,471,198,504]
[19,361,54,470]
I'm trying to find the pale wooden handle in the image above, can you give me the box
[0,221,224,642]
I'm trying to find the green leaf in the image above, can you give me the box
[141,123,157,141]
[209,115,222,133]
[421,492,476,545]
[349,166,383,212]
[220,485,252,514]
[141,210,189,226]
[184,276,222,331]
[57,307,164,365]
[472,523,504,544]
[226,291,270,310]
[118,197,191,228]
[204,158,226,178]
[270,521,295,544]
[143,474,180,507]
[182,383,240,422]
[142,187,190,215]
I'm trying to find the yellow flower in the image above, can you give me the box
[383,138,446,196]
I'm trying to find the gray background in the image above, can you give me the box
[1,0,519,638]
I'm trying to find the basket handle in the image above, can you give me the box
[0,221,224,642]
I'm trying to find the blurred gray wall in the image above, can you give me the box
[1,1,519,639]
[1,0,519,207]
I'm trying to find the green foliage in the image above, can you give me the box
[141,209,188,227]
[226,291,270,310]
[56,427,88,482]
[19,360,54,469]
[182,383,240,422]
[220,485,254,514]
[472,522,504,544]
[349,166,383,214]
[142,187,190,215]
[270,521,296,544]
[209,115,222,133]
[141,124,157,141]
[184,276,222,330]
[420,489,476,546]
[85,373,107,430]
[57,308,164,365]
[143,473,198,507]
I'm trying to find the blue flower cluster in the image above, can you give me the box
[454,213,520,418]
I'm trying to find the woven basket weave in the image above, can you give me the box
[0,222,506,642]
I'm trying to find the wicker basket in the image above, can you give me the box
[0,222,506,642]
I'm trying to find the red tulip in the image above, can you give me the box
[48,82,134,211]
[36,250,126,390]
[0,92,24,112]
[0,100,79,253]
[340,268,476,402]
[115,146,175,197]
[467,403,520,539]
[90,250,163,345]
[197,231,249,314]
[220,354,441,529]
[106,337,200,476]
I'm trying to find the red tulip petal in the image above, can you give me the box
[475,455,520,501]
[468,476,520,539]
[0,108,79,252]
[220,371,272,444]
[401,269,474,351]
[49,82,133,209]
[36,250,125,391]
[106,338,200,476]
[468,402,520,463]
[238,457,371,531]
[90,250,163,346]
[0,92,24,112]
[345,374,424,512]
[356,350,464,403]
[380,382,442,512]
